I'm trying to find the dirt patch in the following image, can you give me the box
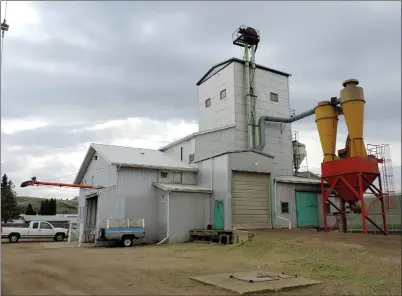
[2,231,401,295]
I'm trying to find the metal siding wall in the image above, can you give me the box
[274,182,296,228]
[81,152,117,190]
[169,191,211,243]
[157,171,196,185]
[96,187,122,231]
[213,155,230,229]
[194,127,236,160]
[198,63,235,132]
[117,167,158,243]
[163,138,195,164]
[155,188,168,241]
[233,62,292,176]
[228,152,274,174]
[274,182,328,228]
[196,154,229,228]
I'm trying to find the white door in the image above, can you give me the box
[30,221,41,236]
[38,222,54,237]
[232,171,271,229]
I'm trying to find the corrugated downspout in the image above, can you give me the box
[257,109,316,151]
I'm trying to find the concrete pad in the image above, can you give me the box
[190,271,320,295]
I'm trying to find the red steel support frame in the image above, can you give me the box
[321,173,388,235]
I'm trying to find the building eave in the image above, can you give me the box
[196,57,292,86]
[275,176,323,185]
[114,163,198,172]
[193,149,275,163]
[158,124,236,151]
[152,182,212,194]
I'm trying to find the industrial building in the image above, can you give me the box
[74,27,340,243]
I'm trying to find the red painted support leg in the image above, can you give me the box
[358,174,368,234]
[378,175,388,233]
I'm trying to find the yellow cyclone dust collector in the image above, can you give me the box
[314,101,339,162]
[340,79,367,158]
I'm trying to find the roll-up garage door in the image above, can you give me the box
[232,171,271,229]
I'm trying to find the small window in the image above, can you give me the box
[173,172,182,184]
[325,202,331,214]
[281,202,289,214]
[91,176,94,186]
[180,147,183,161]
[40,222,52,229]
[161,196,165,203]
[189,153,195,164]
[220,89,226,100]
[32,222,39,229]
[160,171,168,179]
[84,179,87,184]
[205,98,211,108]
[94,155,97,160]
[270,92,279,102]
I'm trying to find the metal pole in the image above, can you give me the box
[250,44,258,148]
[244,43,253,149]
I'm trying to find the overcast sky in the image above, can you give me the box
[1,1,401,199]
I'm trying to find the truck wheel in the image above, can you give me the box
[8,233,19,243]
[54,233,65,242]
[121,237,133,247]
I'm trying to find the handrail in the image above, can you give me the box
[276,216,291,230]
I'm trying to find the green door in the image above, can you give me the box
[213,200,224,230]
[295,191,319,228]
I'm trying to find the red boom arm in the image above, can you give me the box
[20,177,104,189]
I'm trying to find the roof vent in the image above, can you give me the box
[140,152,145,155]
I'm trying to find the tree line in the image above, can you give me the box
[1,173,18,223]
[1,173,60,222]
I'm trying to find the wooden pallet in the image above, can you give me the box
[190,229,233,245]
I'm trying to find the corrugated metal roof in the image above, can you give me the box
[74,144,198,184]
[158,124,235,151]
[92,143,197,172]
[153,182,212,193]
[275,175,322,185]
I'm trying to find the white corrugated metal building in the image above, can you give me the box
[75,56,328,243]
[74,143,211,243]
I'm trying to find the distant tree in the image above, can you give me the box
[53,198,57,215]
[25,203,36,215]
[73,196,78,200]
[39,200,45,215]
[1,173,18,223]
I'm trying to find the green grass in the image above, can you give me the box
[16,196,78,214]
[230,235,401,295]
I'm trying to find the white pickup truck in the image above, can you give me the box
[1,221,69,243]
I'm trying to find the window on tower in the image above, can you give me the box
[220,89,226,100]
[270,92,279,102]
[205,98,211,108]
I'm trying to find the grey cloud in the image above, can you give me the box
[1,1,400,196]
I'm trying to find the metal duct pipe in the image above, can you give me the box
[257,109,316,151]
